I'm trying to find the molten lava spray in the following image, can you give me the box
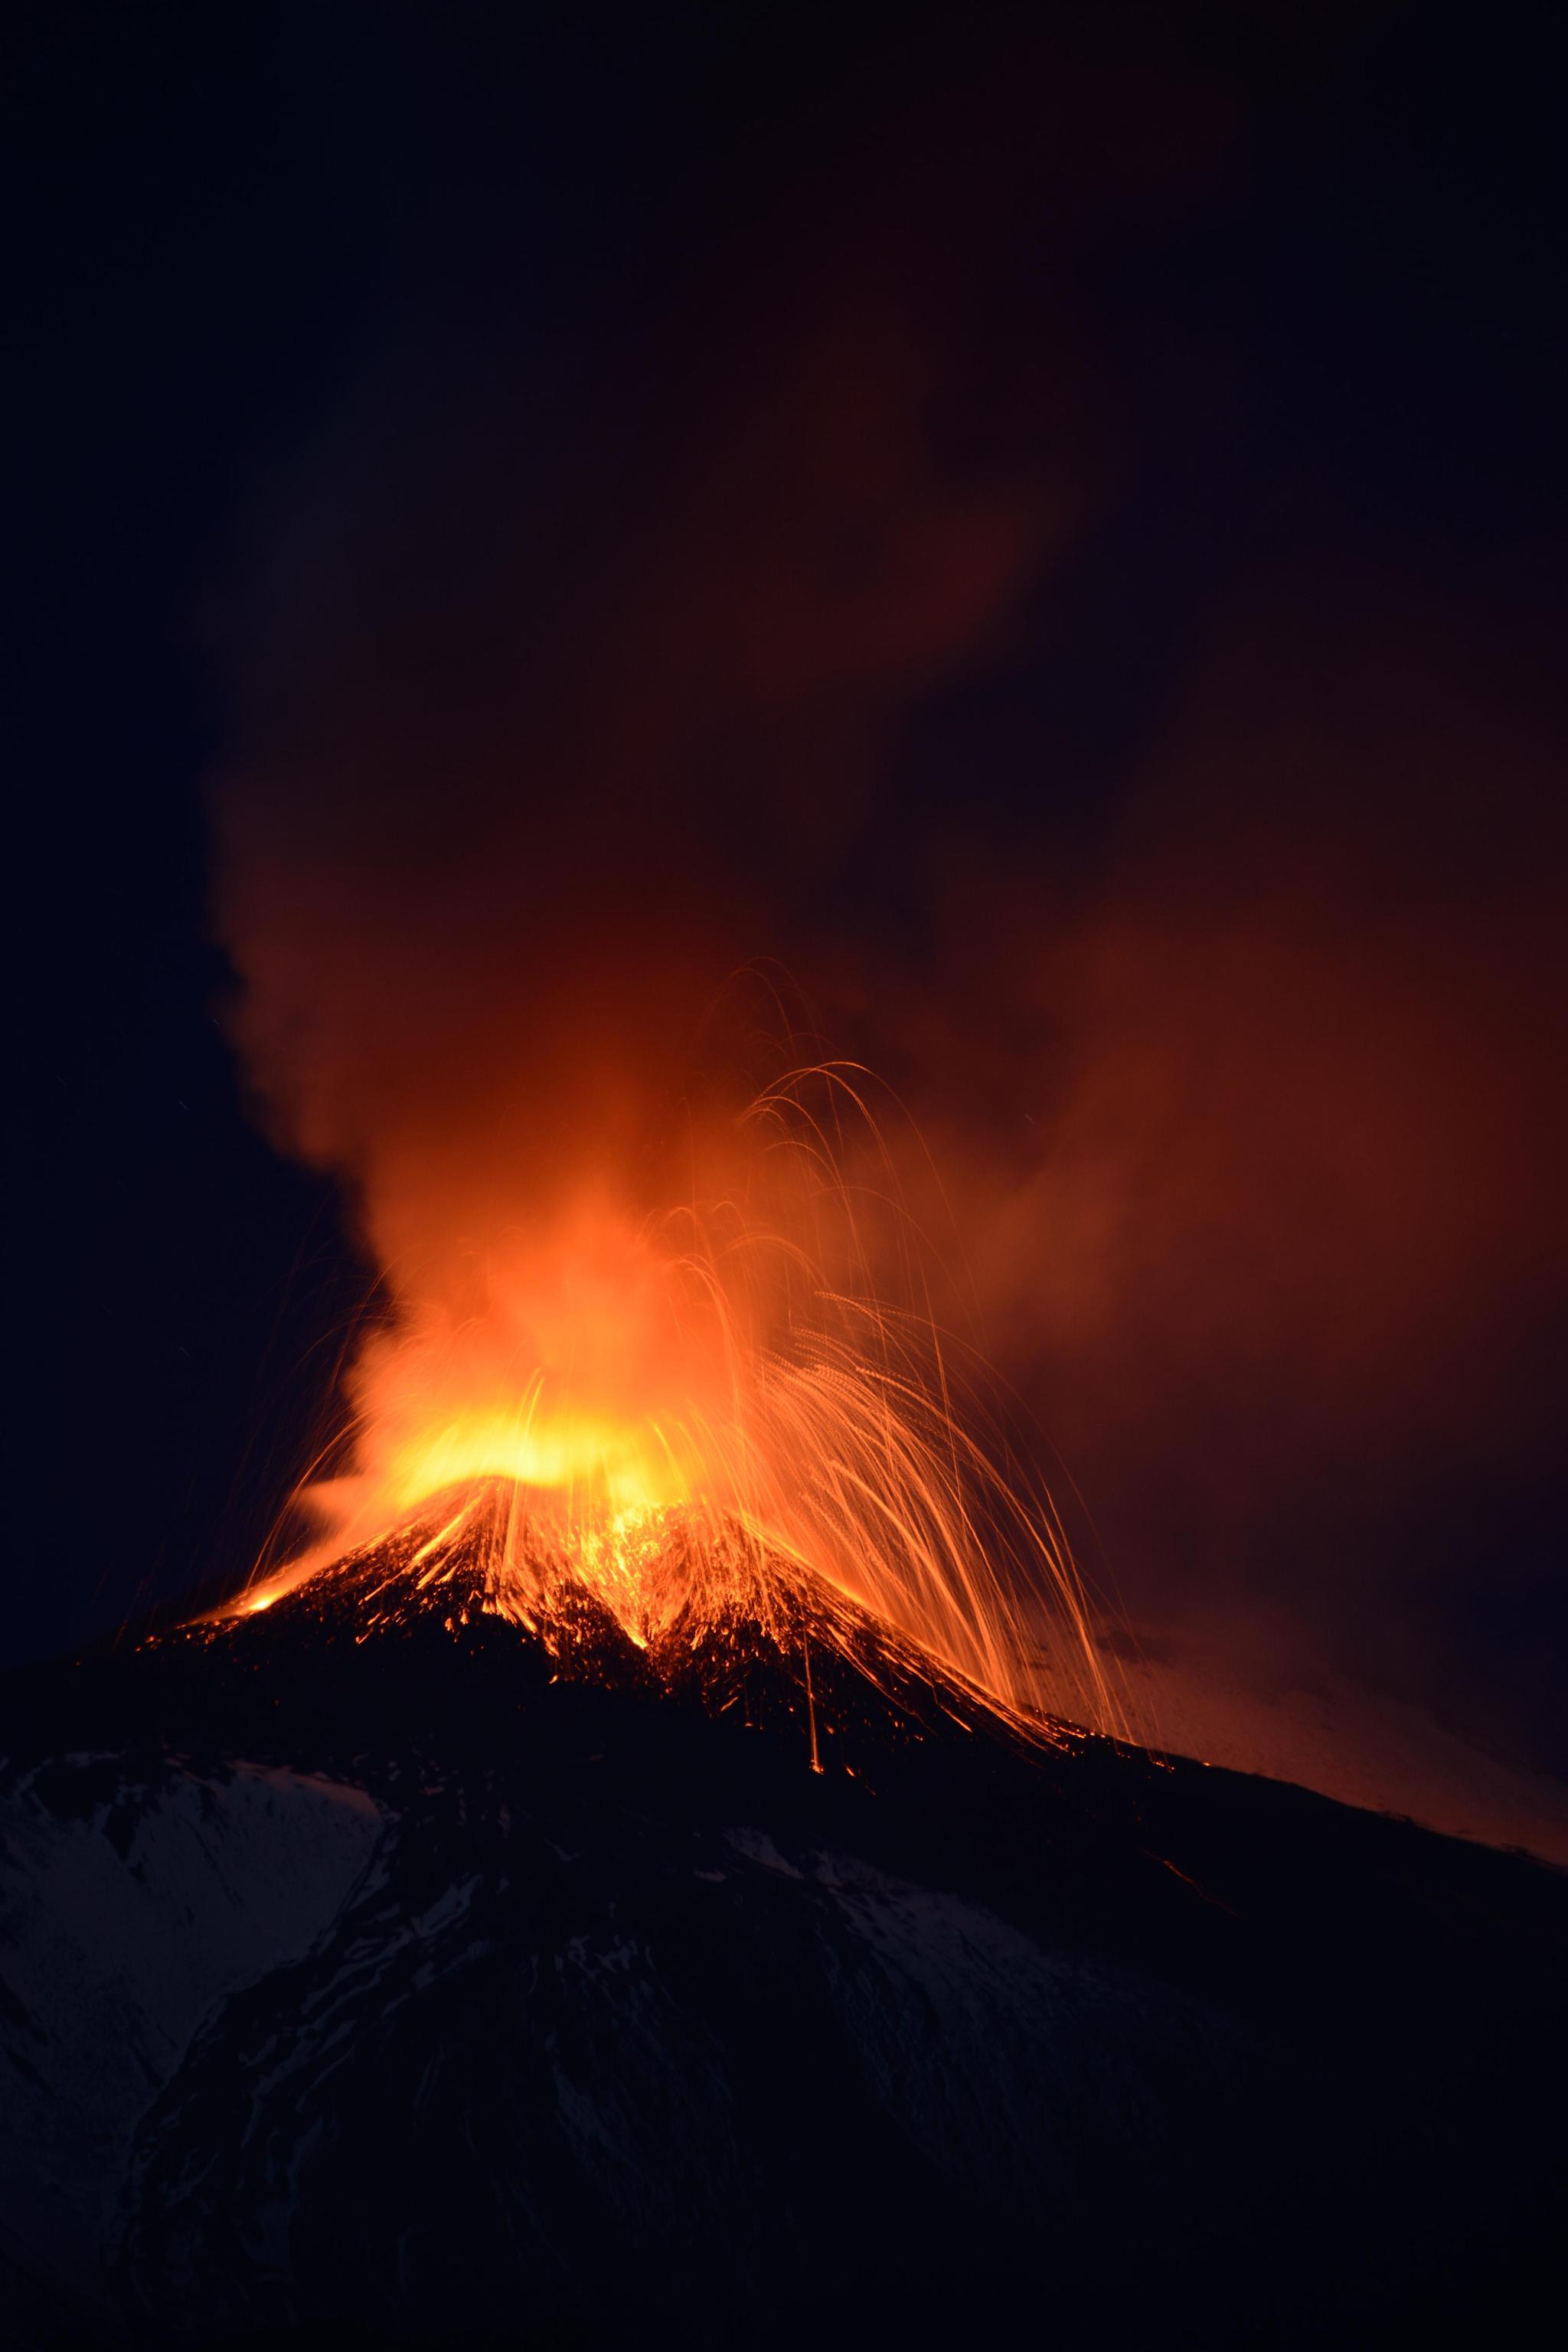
[241,1062,1118,1735]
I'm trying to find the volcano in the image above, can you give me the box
[3,1501,1563,2348]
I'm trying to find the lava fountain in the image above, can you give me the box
[229,1067,1118,1740]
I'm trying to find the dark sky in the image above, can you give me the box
[13,3,1566,1772]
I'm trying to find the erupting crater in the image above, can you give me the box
[207,1476,1062,1772]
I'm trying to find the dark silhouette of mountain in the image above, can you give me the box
[2,1512,1563,2347]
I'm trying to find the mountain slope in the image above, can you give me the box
[2,1517,1563,2346]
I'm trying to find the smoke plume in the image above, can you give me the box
[211,28,1566,1781]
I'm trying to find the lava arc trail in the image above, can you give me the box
[234,1067,1122,1740]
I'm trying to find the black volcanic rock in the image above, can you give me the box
[2,1529,1563,2347]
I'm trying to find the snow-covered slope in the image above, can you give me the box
[117,1808,1244,2341]
[0,1754,381,2334]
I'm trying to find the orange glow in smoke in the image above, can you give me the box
[240,1069,1116,1733]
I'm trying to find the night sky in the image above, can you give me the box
[14,3,1566,1778]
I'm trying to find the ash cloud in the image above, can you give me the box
[211,18,1567,1780]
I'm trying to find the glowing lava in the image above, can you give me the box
[233,1068,1119,1737]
